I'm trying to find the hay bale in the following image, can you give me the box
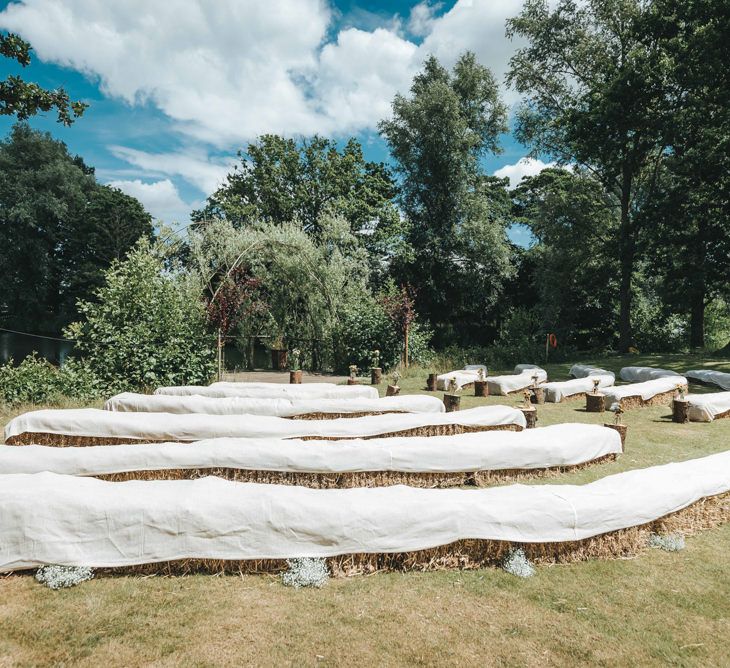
[615,386,686,411]
[297,422,521,441]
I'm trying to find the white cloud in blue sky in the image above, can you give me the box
[0,0,550,234]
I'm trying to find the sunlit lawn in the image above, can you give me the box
[1,353,729,666]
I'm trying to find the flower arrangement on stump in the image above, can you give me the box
[348,364,359,385]
[386,371,401,396]
[370,349,382,385]
[605,405,627,448]
[675,383,686,400]
[289,348,302,384]
[443,377,460,412]
[474,367,488,397]
[592,378,601,394]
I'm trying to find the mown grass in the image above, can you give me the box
[1,353,729,667]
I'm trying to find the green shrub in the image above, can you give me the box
[65,239,217,393]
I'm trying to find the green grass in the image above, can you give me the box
[1,353,729,666]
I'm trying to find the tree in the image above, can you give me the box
[0,124,153,332]
[1,32,87,125]
[379,52,512,346]
[512,167,619,348]
[507,0,670,351]
[65,239,216,393]
[192,135,402,267]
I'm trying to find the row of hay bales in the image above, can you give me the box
[1,372,728,576]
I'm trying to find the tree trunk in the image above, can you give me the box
[689,219,707,349]
[617,174,634,352]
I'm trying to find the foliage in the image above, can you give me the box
[502,548,535,578]
[65,240,217,393]
[0,354,102,406]
[281,558,330,589]
[35,565,94,590]
[380,52,513,346]
[205,266,265,335]
[1,32,87,125]
[0,124,153,333]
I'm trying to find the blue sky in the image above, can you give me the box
[0,0,546,245]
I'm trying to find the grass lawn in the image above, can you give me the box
[1,353,729,666]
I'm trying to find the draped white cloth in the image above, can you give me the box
[155,383,379,400]
[4,406,526,443]
[541,375,615,402]
[687,392,730,422]
[1,450,727,571]
[569,364,615,379]
[487,367,548,396]
[436,365,488,391]
[619,367,682,382]
[685,370,730,391]
[104,393,445,416]
[603,376,687,409]
[0,423,621,476]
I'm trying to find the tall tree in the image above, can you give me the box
[1,32,87,124]
[506,0,669,351]
[0,124,153,332]
[379,52,511,345]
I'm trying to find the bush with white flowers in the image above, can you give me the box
[648,533,685,552]
[502,548,535,578]
[35,565,94,590]
[281,558,330,588]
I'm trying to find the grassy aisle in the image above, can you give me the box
[1,353,729,666]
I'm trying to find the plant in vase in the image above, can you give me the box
[522,389,532,409]
[289,348,302,384]
[592,378,601,394]
[477,368,485,381]
[675,384,686,400]
[348,363,359,385]
[370,349,382,384]
[387,371,401,396]
[443,378,460,411]
[613,406,624,425]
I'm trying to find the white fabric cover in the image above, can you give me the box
[1,450,727,572]
[685,370,730,391]
[541,375,615,402]
[436,365,487,391]
[155,383,379,400]
[0,424,621,477]
[487,367,548,396]
[687,392,730,422]
[4,406,526,443]
[569,364,615,379]
[602,376,687,409]
[104,393,445,416]
[619,366,681,382]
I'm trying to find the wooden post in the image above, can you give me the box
[586,393,605,413]
[521,406,537,429]
[386,384,400,396]
[474,380,488,397]
[443,394,460,412]
[347,378,359,385]
[289,370,302,384]
[672,398,689,424]
[530,387,545,405]
[604,423,627,450]
[427,373,438,391]
[371,368,382,385]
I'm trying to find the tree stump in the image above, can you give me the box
[672,398,689,424]
[427,373,438,391]
[520,406,537,429]
[371,368,382,385]
[474,380,488,397]
[586,393,605,413]
[443,394,460,412]
[347,378,359,386]
[289,370,302,384]
[604,423,627,450]
[530,387,545,405]
[386,384,400,397]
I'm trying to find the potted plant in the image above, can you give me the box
[443,378,460,412]
[347,364,359,385]
[386,371,401,396]
[519,389,538,428]
[289,348,302,384]
[370,349,382,385]
[474,367,488,397]
[604,405,627,447]
[270,335,287,371]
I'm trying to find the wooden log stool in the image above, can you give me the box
[427,373,438,391]
[386,384,400,397]
[672,398,689,424]
[289,370,302,384]
[443,394,460,412]
[520,406,537,429]
[586,393,605,413]
[347,378,359,385]
[530,387,545,405]
[370,368,382,385]
[474,380,488,397]
[604,423,627,450]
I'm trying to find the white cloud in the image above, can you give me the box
[108,146,235,194]
[107,178,191,223]
[494,158,555,188]
[0,0,530,145]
